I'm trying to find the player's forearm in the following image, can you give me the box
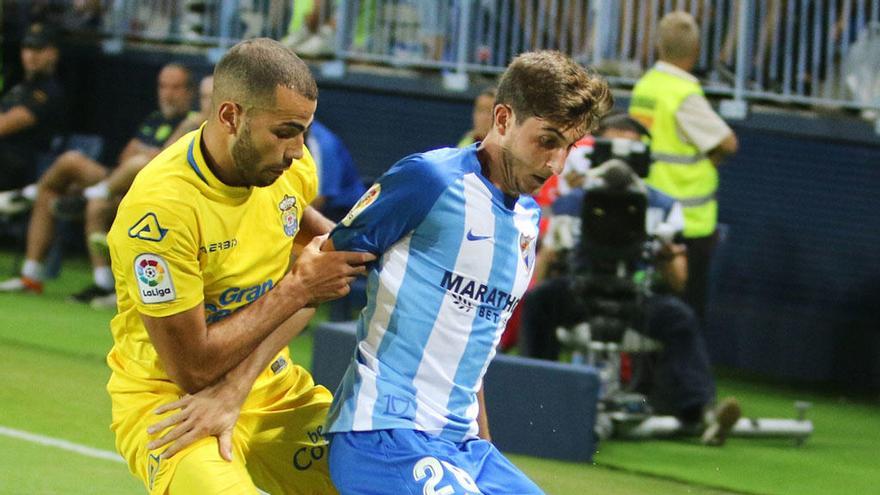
[182,278,312,391]
[298,206,335,242]
[211,307,317,399]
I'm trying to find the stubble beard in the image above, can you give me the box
[231,123,268,187]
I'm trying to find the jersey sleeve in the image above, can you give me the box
[676,94,734,154]
[330,154,451,254]
[110,198,204,317]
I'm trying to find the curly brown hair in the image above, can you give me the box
[496,51,613,138]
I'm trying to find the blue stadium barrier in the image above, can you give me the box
[311,321,600,462]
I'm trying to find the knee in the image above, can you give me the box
[54,150,88,171]
[40,150,88,189]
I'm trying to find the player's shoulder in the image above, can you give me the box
[387,146,476,188]
[126,136,194,198]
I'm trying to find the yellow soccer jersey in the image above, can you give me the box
[107,124,317,387]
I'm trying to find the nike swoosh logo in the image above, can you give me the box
[466,229,492,241]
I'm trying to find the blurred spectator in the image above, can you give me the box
[82,75,213,310]
[457,86,495,148]
[283,0,336,58]
[629,11,738,323]
[0,23,64,190]
[305,119,365,222]
[0,63,196,305]
[518,114,739,446]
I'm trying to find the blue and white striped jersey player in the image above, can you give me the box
[324,51,612,495]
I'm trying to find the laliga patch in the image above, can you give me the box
[128,212,168,242]
[278,195,300,237]
[134,253,176,304]
[341,183,381,227]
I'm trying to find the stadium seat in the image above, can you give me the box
[311,321,601,462]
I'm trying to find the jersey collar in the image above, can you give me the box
[186,124,251,199]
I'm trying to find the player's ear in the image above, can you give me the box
[217,101,239,135]
[495,104,512,136]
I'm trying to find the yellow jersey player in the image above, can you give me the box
[106,38,373,494]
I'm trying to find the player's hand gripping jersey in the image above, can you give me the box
[327,145,540,441]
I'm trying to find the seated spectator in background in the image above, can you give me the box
[305,119,365,222]
[0,63,196,305]
[0,23,64,190]
[457,86,495,148]
[82,75,212,309]
[518,114,740,446]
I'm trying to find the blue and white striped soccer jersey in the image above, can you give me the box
[327,145,544,494]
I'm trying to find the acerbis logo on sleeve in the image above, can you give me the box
[134,253,175,303]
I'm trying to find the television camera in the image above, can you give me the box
[556,140,813,445]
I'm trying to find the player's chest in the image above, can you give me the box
[196,191,305,288]
[418,205,537,278]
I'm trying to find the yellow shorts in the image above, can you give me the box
[108,354,337,495]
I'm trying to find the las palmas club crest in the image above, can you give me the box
[279,195,299,237]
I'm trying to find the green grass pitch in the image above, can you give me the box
[0,252,877,494]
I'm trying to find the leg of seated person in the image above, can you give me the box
[73,197,117,305]
[27,152,107,267]
[643,294,715,420]
[39,150,108,195]
[519,277,577,360]
[0,151,110,293]
[107,153,152,198]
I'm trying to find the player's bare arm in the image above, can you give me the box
[146,306,317,460]
[298,204,336,240]
[142,234,374,393]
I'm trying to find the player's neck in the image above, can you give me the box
[201,121,242,187]
[476,135,514,197]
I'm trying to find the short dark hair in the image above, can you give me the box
[213,38,317,110]
[495,51,612,137]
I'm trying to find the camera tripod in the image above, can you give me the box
[558,322,814,446]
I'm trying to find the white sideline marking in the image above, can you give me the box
[0,425,124,463]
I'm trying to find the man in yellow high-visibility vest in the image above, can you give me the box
[629,11,738,322]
